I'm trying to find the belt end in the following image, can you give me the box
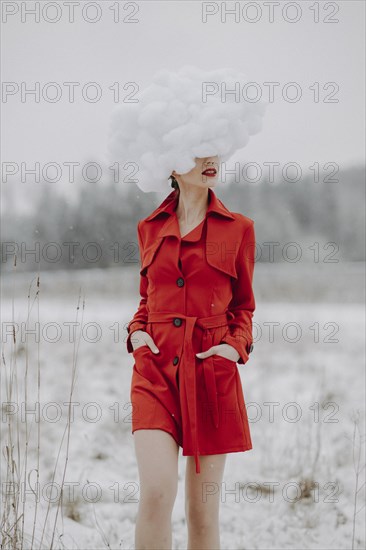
[195,453,201,474]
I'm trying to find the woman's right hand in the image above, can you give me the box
[130,329,160,354]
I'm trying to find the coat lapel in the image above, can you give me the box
[205,215,238,279]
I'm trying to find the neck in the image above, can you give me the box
[175,185,210,224]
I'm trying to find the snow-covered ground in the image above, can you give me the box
[1,263,365,550]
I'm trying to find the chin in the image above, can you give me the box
[202,177,218,187]
[198,181,216,190]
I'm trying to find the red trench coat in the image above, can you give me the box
[126,187,256,474]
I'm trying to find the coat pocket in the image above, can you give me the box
[132,344,154,380]
[132,343,149,355]
[212,354,237,396]
[209,324,238,396]
[213,354,238,368]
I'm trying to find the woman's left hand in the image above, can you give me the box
[196,343,240,362]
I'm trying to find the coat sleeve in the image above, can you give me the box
[220,221,256,365]
[126,221,149,354]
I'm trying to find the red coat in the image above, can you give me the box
[126,187,256,473]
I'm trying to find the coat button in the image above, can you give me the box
[176,277,185,287]
[173,318,182,327]
[173,356,179,365]
[249,343,254,353]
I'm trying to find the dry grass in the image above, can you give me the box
[1,256,86,550]
[351,410,365,550]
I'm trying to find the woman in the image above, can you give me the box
[126,155,256,549]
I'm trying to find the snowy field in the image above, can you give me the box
[1,262,365,550]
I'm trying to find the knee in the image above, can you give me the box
[186,503,218,535]
[139,483,177,519]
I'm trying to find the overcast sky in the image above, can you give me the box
[1,0,365,211]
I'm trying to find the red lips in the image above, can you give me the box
[202,168,217,177]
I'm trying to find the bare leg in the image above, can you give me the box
[133,429,179,550]
[185,454,227,550]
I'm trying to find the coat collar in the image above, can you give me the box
[139,188,239,279]
[144,187,235,223]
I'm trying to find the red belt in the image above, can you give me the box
[147,311,232,474]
